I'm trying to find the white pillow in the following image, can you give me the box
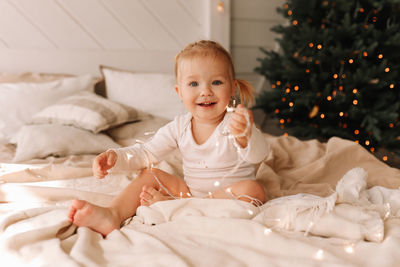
[32,91,139,133]
[0,74,96,142]
[101,66,186,120]
[12,124,120,162]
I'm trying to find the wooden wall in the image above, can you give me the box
[231,0,285,92]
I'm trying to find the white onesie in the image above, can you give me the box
[112,112,270,197]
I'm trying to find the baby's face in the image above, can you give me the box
[175,55,235,124]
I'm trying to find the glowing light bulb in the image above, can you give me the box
[217,1,224,13]
[314,249,324,260]
[214,181,220,187]
[345,245,354,254]
[264,228,272,235]
[248,210,254,215]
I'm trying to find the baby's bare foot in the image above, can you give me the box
[68,199,121,236]
[139,185,171,206]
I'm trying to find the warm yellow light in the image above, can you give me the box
[289,102,294,107]
[305,69,310,73]
[293,20,298,25]
[378,54,383,59]
[294,85,299,91]
[389,84,394,89]
[308,42,314,48]
[353,88,358,94]
[333,73,338,79]
[288,10,293,15]
[320,113,325,119]
[353,99,358,105]
[276,81,281,85]
[354,129,359,135]
[363,51,368,57]
[327,96,332,101]
[286,88,291,93]
[339,112,344,116]
[348,59,354,64]
[275,108,280,114]
[217,1,224,13]
[385,67,390,72]
[383,156,388,161]
[317,44,322,49]
[280,119,285,124]
[365,140,370,145]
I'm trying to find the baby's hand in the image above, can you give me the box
[228,104,254,148]
[92,150,117,178]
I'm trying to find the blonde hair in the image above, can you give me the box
[174,40,255,106]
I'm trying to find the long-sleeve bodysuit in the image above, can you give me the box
[111,112,270,197]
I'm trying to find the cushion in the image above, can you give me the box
[0,74,96,142]
[12,124,120,162]
[100,66,186,120]
[0,72,74,83]
[32,91,139,133]
[107,114,170,141]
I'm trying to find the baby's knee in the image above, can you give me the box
[237,180,266,204]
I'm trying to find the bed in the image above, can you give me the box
[1,1,400,266]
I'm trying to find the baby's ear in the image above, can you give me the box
[175,84,182,99]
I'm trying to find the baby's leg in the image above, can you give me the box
[68,168,189,236]
[140,168,192,206]
[211,180,266,205]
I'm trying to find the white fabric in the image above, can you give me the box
[0,75,95,142]
[112,112,270,197]
[32,91,139,133]
[1,168,400,266]
[12,124,120,162]
[101,66,186,120]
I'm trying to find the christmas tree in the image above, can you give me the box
[255,0,400,160]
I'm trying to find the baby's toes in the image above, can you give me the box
[140,198,150,206]
[140,191,153,201]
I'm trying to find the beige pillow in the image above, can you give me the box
[12,124,120,162]
[32,91,139,133]
[0,74,96,142]
[107,115,170,141]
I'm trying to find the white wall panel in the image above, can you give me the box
[0,0,54,48]
[142,0,206,46]
[231,0,284,76]
[232,20,278,47]
[101,0,180,50]
[12,0,100,49]
[0,0,230,75]
[232,0,285,21]
[57,0,142,50]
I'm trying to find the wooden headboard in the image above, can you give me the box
[0,0,230,76]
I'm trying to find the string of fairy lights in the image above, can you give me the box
[269,1,399,163]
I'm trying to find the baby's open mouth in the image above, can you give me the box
[198,102,216,107]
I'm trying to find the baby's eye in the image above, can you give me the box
[189,81,198,87]
[212,80,222,85]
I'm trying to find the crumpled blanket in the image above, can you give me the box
[1,167,399,266]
